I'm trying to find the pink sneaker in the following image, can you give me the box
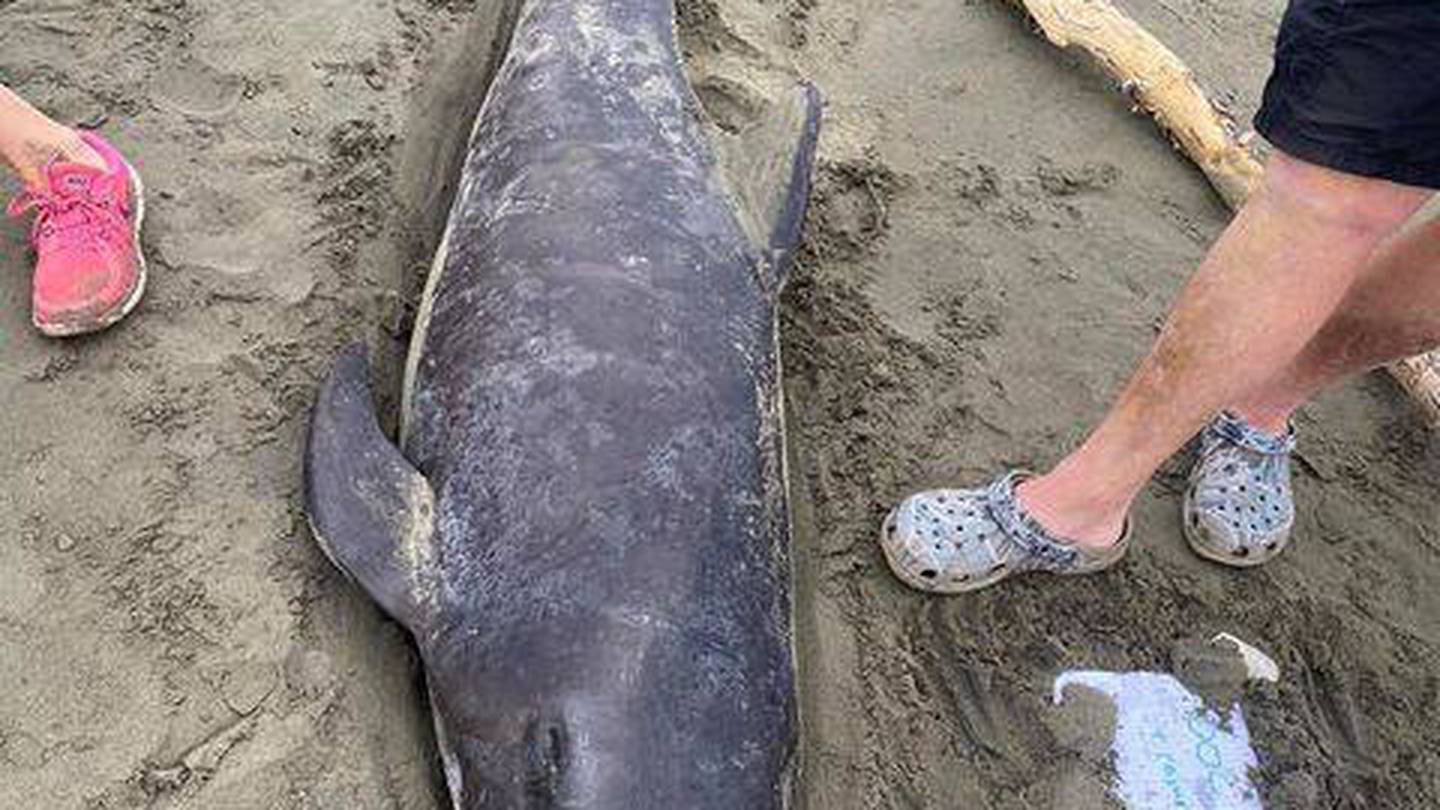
[6,131,146,337]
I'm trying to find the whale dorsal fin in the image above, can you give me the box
[304,345,440,637]
[708,81,822,295]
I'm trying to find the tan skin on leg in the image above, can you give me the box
[1016,152,1430,549]
[1228,211,1440,433]
[0,83,106,188]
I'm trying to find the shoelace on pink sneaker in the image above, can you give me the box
[7,173,126,252]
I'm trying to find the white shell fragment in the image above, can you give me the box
[1211,633,1281,683]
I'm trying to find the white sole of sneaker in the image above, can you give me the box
[35,157,148,338]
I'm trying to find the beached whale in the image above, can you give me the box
[302,0,819,807]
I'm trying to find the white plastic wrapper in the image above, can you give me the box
[1054,670,1263,810]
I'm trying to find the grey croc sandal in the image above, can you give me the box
[879,470,1130,594]
[1183,411,1296,568]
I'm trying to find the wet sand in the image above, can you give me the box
[3,0,1439,807]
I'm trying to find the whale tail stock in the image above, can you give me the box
[303,344,439,637]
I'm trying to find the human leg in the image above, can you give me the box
[1016,152,1429,548]
[1180,211,1438,565]
[1226,214,1440,434]
[882,0,1440,591]
[0,84,105,188]
[879,153,1427,592]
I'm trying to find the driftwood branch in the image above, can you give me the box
[1383,356,1440,424]
[1005,0,1440,425]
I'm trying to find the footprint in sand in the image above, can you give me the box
[151,56,245,121]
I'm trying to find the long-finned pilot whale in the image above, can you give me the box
[302,0,820,807]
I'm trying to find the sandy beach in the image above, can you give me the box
[3,0,1439,807]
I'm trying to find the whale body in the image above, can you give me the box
[303,0,819,807]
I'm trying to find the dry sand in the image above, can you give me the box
[3,0,1439,808]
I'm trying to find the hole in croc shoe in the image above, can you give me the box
[920,569,937,579]
[1234,547,1250,558]
[1190,513,1200,528]
[991,562,1007,573]
[886,523,895,536]
[1265,541,1277,551]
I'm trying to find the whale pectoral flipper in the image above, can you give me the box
[304,344,438,635]
[713,81,822,291]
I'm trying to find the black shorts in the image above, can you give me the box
[1255,0,1440,189]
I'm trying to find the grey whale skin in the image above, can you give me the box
[302,0,820,807]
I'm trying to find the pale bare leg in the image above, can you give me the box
[1017,152,1431,548]
[1226,215,1440,434]
[0,83,106,189]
